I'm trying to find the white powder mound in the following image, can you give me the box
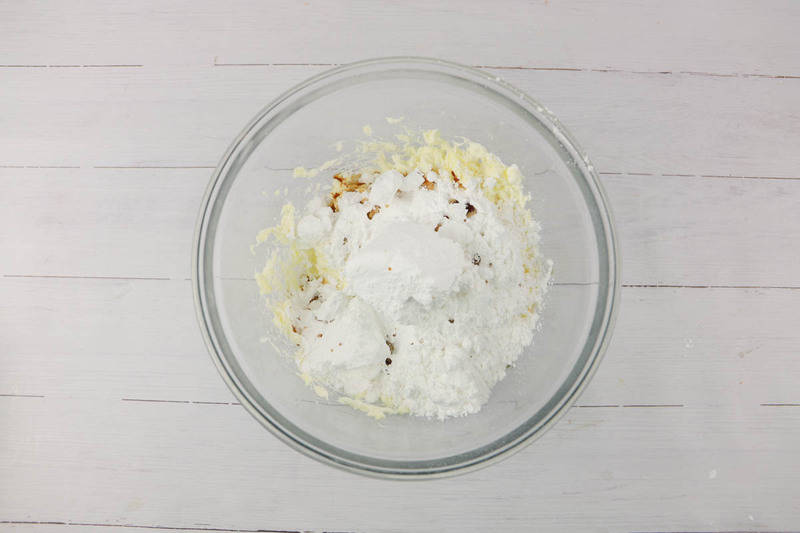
[267,165,551,419]
[256,131,552,419]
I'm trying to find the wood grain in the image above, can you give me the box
[1,67,799,177]
[1,399,797,533]
[2,2,800,532]
[2,1,799,75]
[2,169,799,286]
[0,524,296,533]
[1,278,798,410]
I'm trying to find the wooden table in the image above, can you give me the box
[2,2,799,531]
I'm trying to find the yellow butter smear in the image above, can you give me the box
[254,129,542,419]
[355,129,531,225]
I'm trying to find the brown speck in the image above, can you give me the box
[317,333,323,338]
[392,332,397,337]
[434,222,442,232]
[448,198,459,204]
[338,342,342,346]
[472,253,481,265]
[451,170,465,189]
[309,293,320,303]
[328,191,341,212]
[330,348,334,352]
[334,173,368,194]
[341,174,365,192]
[485,279,489,284]
[420,177,436,190]
[443,214,450,219]
[385,357,392,365]
[388,266,392,271]
[359,197,367,204]
[367,205,381,219]
[343,237,348,244]
[291,325,299,334]
[448,318,454,323]
[386,340,395,354]
[488,262,493,267]
[466,202,477,217]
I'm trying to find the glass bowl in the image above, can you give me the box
[193,57,619,478]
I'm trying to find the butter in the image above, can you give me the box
[254,128,547,418]
[339,396,392,420]
[293,166,319,178]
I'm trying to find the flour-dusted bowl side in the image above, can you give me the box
[193,57,620,478]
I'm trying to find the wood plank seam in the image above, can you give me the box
[0,64,143,68]
[3,274,175,281]
[4,396,799,409]
[93,166,217,169]
[622,284,800,290]
[0,165,81,169]
[5,276,799,291]
[4,166,799,182]
[599,172,800,181]
[213,59,800,79]
[4,60,798,80]
[0,520,304,532]
[121,398,241,406]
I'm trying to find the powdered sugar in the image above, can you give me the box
[256,132,551,419]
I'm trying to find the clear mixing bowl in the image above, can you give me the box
[193,57,619,478]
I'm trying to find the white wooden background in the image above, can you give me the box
[2,2,799,532]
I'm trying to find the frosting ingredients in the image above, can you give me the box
[255,130,552,419]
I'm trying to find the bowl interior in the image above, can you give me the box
[196,59,615,476]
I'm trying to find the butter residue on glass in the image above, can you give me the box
[254,129,552,419]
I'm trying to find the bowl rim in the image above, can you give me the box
[192,56,621,479]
